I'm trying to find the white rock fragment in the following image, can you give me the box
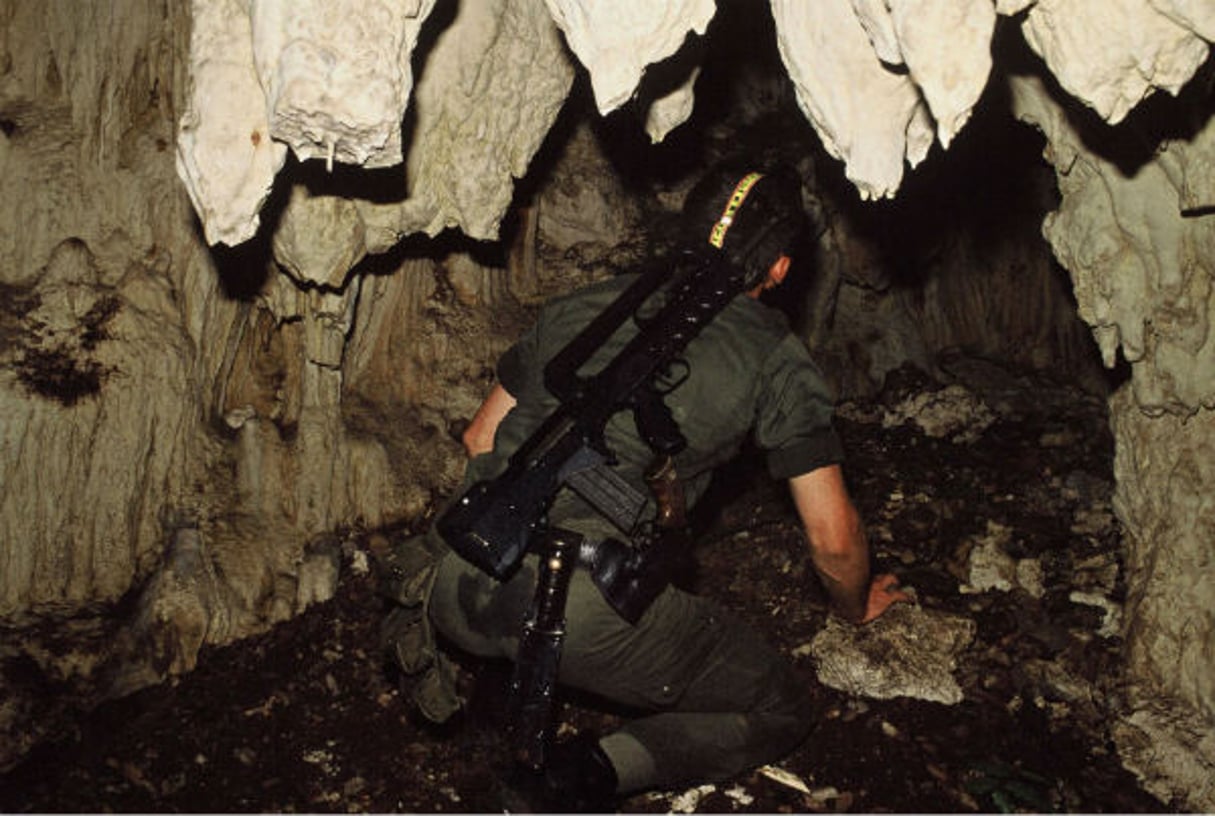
[1021,0,1211,124]
[1015,558,1045,599]
[959,520,1045,598]
[296,546,340,610]
[249,0,437,169]
[772,0,932,200]
[175,0,287,246]
[1070,590,1123,638]
[543,0,716,114]
[965,535,1016,594]
[350,549,371,577]
[806,603,975,705]
[723,784,754,807]
[759,764,812,794]
[302,748,335,768]
[663,783,717,813]
[809,785,846,805]
[882,384,996,442]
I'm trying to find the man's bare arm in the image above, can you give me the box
[788,465,909,623]
[462,384,517,457]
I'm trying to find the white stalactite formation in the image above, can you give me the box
[175,0,286,246]
[249,0,438,169]
[543,0,716,115]
[176,0,1212,232]
[1021,0,1210,124]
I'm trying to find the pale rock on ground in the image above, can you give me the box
[880,384,997,444]
[959,521,1046,599]
[801,603,976,706]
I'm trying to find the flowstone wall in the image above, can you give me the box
[1012,68,1215,806]
[1,0,1214,806]
[0,0,559,766]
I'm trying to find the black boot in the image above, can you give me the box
[541,734,620,813]
[497,734,621,813]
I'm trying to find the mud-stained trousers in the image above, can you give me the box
[427,547,814,795]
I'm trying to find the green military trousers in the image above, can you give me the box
[428,547,814,794]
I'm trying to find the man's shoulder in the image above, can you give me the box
[717,294,794,343]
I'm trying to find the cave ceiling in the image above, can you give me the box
[176,0,1213,248]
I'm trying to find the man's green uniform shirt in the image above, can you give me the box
[473,271,844,538]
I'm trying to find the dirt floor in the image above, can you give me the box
[0,365,1178,813]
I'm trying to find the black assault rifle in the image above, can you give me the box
[436,250,757,583]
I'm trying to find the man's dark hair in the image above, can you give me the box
[680,160,808,287]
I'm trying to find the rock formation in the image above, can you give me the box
[1,0,1212,807]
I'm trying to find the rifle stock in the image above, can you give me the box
[437,413,586,579]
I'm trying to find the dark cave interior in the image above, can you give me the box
[1,3,1189,813]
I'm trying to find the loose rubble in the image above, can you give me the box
[0,368,1174,812]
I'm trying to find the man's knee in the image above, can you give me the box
[755,660,815,751]
[428,551,537,658]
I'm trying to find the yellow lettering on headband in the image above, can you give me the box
[708,171,764,249]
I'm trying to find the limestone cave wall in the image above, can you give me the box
[1,0,1213,807]
[1011,64,1215,805]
